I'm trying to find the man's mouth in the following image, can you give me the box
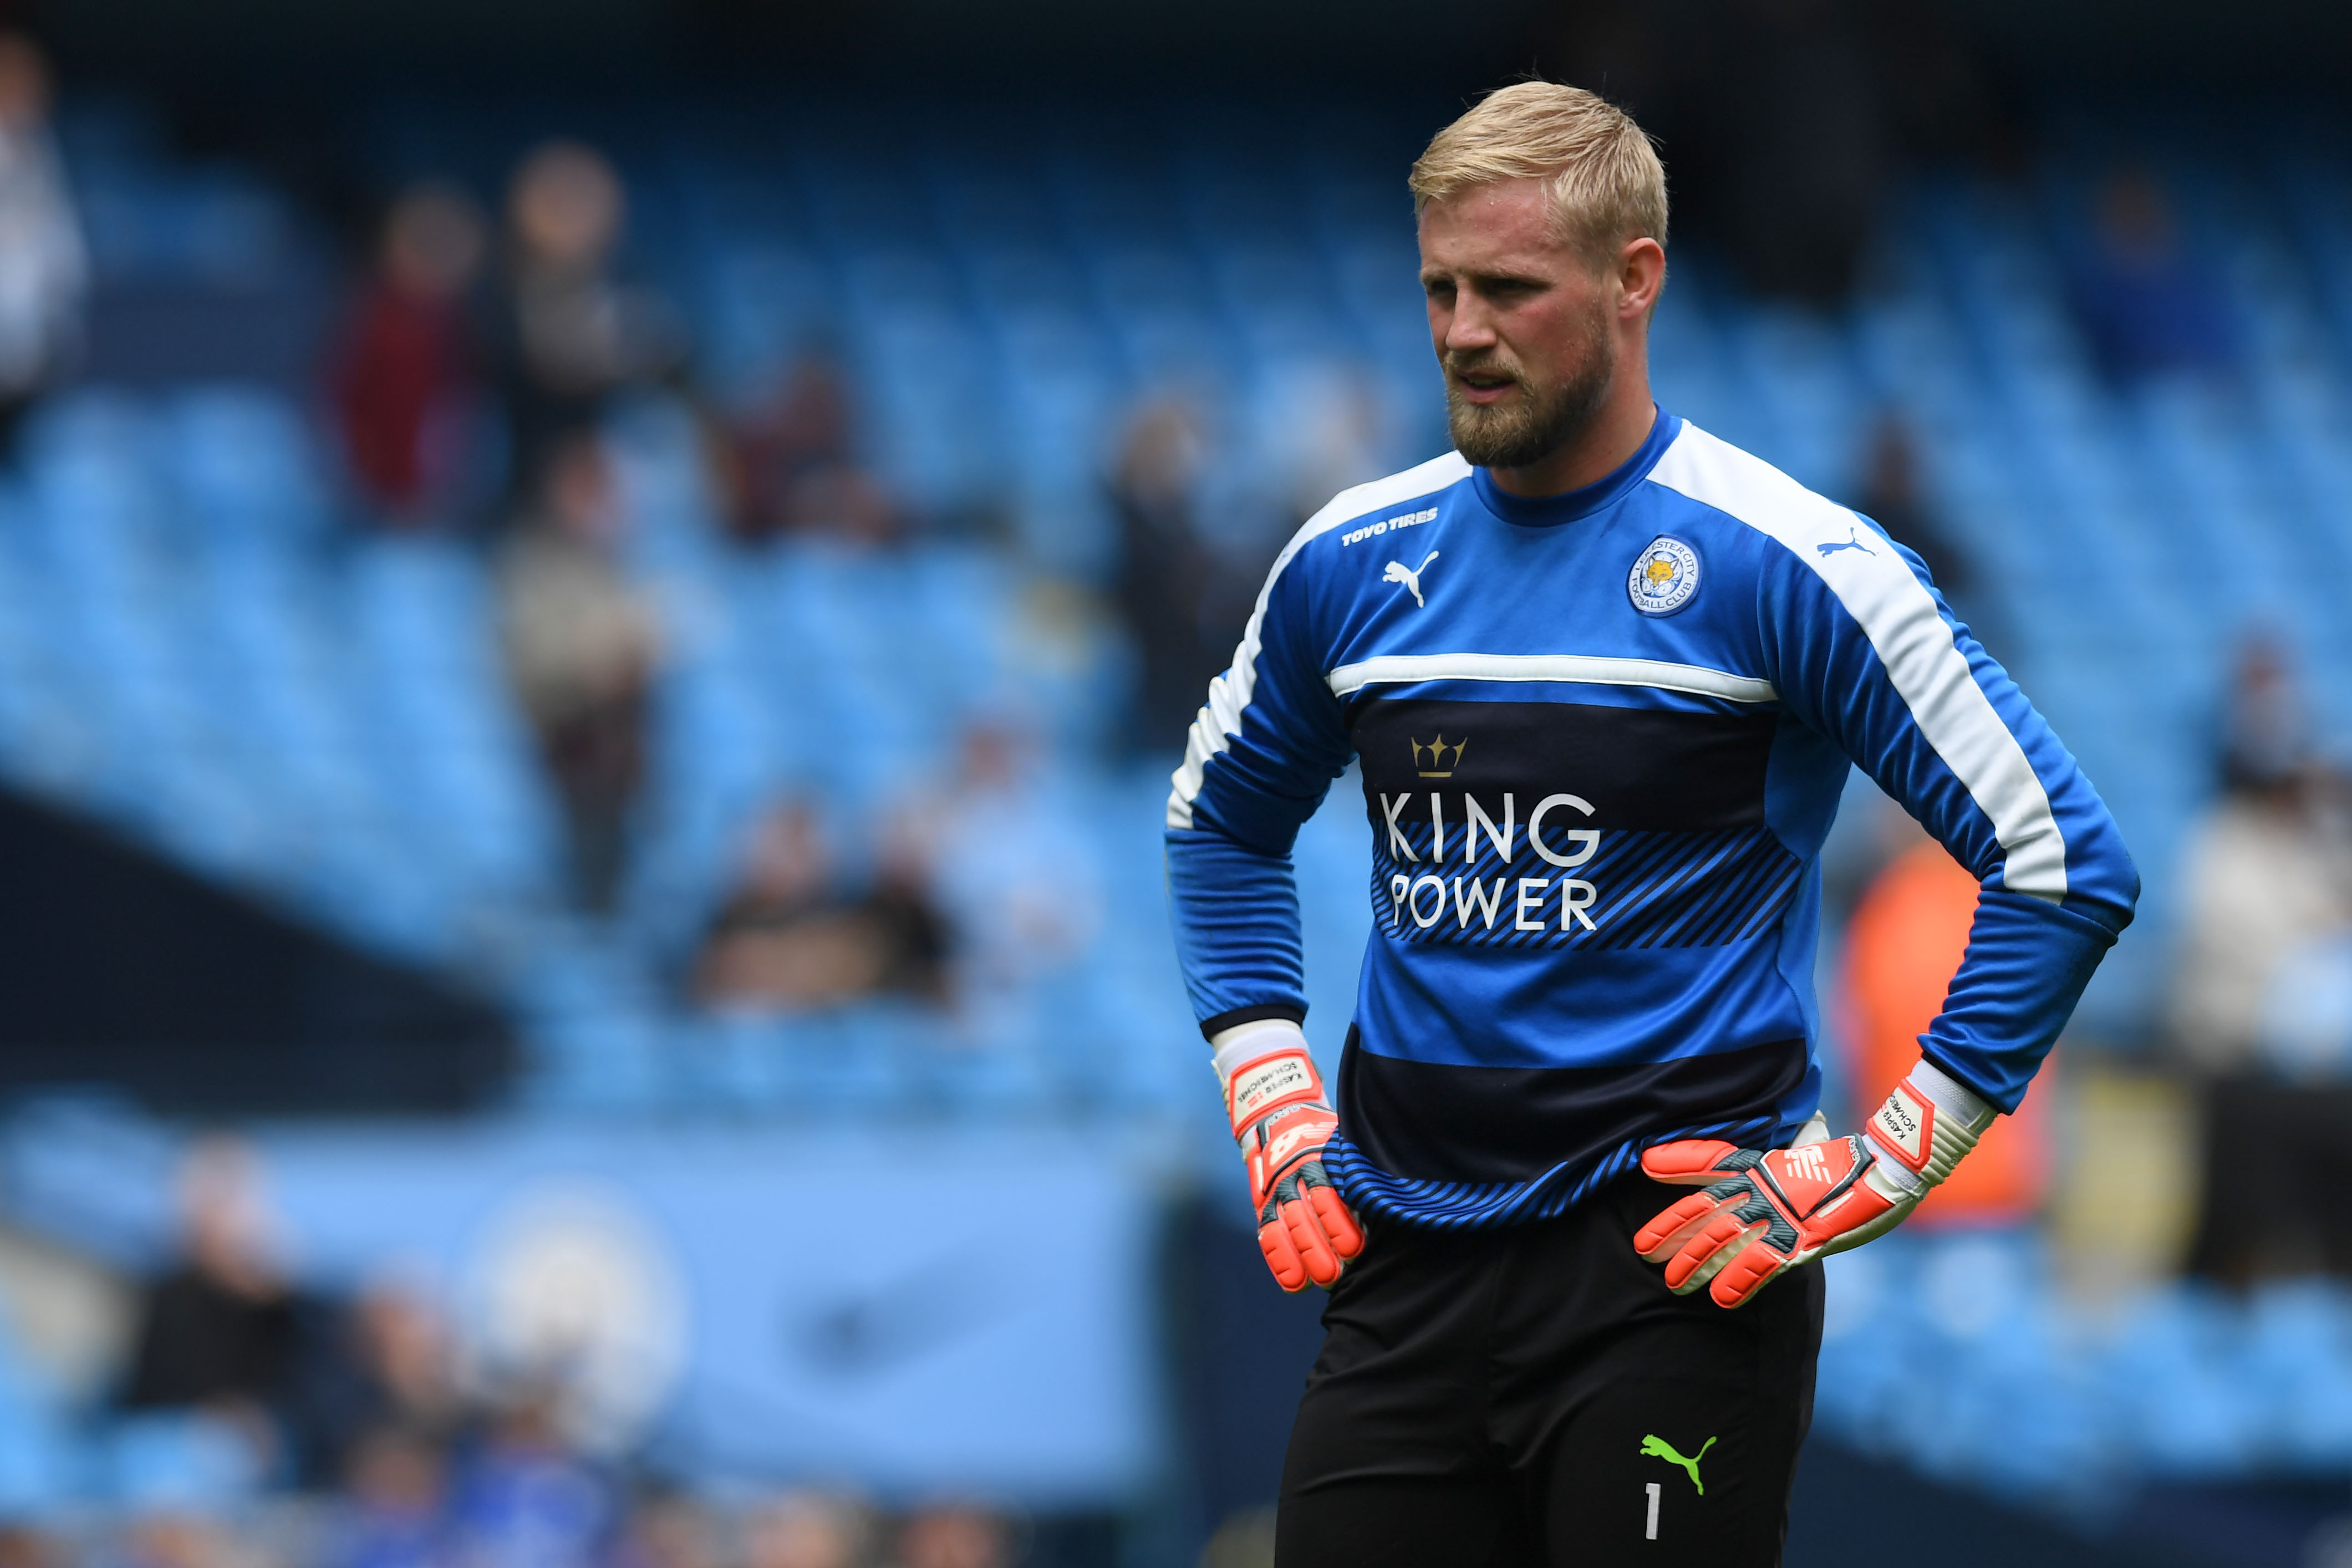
[1452,368,1518,405]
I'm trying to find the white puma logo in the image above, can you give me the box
[1817,525,1875,558]
[1383,551,1439,608]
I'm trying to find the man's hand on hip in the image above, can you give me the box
[1216,1020,1366,1292]
[1632,1058,1996,1308]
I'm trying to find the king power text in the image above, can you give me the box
[1379,791,1602,933]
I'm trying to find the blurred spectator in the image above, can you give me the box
[724,353,899,546]
[2170,643,2352,1074]
[1855,416,1966,599]
[742,1492,872,1568]
[2172,642,2352,1282]
[114,1513,238,1568]
[496,433,663,912]
[1108,399,1219,755]
[347,1284,467,1441]
[0,1526,60,1568]
[605,1492,724,1568]
[693,798,949,1013]
[120,1141,302,1427]
[329,1425,456,1568]
[890,1506,1005,1568]
[293,1281,471,1488]
[1852,415,2006,650]
[1841,826,2050,1226]
[2069,169,2236,384]
[449,1388,615,1568]
[0,33,84,458]
[492,141,684,506]
[329,183,487,525]
[776,462,899,549]
[1263,364,1385,532]
[893,724,1101,1008]
[121,1146,458,1493]
[2217,634,2310,796]
[1231,364,1386,637]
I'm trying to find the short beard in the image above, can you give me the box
[1443,307,1616,471]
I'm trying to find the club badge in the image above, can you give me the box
[1627,536,1700,617]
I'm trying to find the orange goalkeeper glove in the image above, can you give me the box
[1633,1058,1995,1309]
[1215,1020,1366,1292]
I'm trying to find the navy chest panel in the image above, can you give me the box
[1351,699,1800,951]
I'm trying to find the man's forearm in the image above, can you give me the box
[1166,825,1311,1039]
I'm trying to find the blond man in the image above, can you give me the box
[1164,82,2135,1562]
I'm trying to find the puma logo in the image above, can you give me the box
[1816,525,1876,558]
[1639,1434,1716,1494]
[1382,551,1439,607]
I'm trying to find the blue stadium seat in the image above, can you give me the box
[6,94,2347,1162]
[11,99,2352,1526]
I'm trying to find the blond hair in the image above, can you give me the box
[1409,82,1668,262]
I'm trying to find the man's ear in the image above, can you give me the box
[1616,237,1667,321]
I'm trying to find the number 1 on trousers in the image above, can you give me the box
[1645,1481,1660,1540]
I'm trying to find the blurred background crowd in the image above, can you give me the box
[0,0,2341,1562]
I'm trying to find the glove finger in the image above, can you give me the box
[1708,1242,1789,1310]
[1257,1211,1311,1293]
[1304,1182,1366,1262]
[1280,1195,1347,1288]
[1634,1191,1723,1260]
[1640,1140,1744,1185]
[1664,1213,1766,1293]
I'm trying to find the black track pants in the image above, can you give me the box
[1275,1174,1822,1568]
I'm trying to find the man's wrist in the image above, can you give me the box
[1212,1020,1328,1138]
[1863,1056,1998,1189]
[1864,1152,1926,1202]
[1210,1017,1314,1091]
[1908,1057,1997,1134]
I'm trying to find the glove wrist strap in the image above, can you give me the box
[1864,1155,1926,1202]
[1910,1058,1997,1133]
[1862,1058,1995,1189]
[1210,1018,1310,1088]
[1213,1022,1328,1139]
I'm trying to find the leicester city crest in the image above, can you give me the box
[1627,536,1701,617]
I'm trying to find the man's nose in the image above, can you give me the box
[1444,297,1498,352]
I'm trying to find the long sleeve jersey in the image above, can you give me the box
[1165,410,2137,1229]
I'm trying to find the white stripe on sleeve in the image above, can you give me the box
[1645,424,2068,900]
[1165,450,1473,831]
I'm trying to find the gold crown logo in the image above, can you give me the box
[1412,735,1467,778]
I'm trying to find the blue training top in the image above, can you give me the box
[1164,409,2138,1229]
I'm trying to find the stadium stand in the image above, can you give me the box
[21,103,2352,1087]
[0,93,2349,1533]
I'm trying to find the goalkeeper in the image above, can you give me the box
[1164,81,2136,1566]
